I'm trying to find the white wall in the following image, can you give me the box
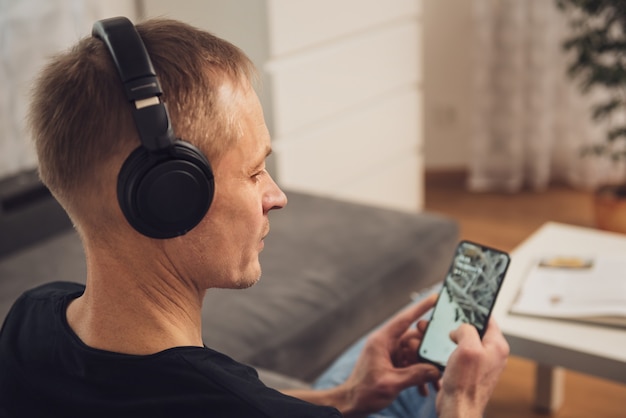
[137,0,271,108]
[423,0,472,170]
[142,0,470,174]
[141,0,424,212]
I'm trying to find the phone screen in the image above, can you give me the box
[417,241,510,369]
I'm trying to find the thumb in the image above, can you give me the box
[450,323,479,345]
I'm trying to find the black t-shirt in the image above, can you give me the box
[0,282,341,417]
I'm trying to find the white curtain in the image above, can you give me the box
[468,0,624,192]
[0,0,136,179]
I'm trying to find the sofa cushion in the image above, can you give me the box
[256,368,311,390]
[0,231,85,320]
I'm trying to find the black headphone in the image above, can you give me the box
[92,17,214,239]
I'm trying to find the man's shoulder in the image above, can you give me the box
[21,281,85,300]
[2,281,83,330]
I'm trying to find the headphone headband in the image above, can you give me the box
[92,17,174,151]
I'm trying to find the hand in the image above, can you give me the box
[436,319,510,418]
[338,294,441,417]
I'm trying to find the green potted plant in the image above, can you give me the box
[557,0,626,233]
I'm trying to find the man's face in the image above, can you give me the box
[177,81,287,290]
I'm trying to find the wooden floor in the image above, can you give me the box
[424,171,626,418]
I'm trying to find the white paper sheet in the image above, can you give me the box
[511,256,626,319]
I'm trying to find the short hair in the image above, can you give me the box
[29,18,255,218]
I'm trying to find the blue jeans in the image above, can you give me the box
[312,284,441,418]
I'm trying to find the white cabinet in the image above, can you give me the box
[142,0,424,212]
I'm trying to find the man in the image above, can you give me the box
[0,17,508,417]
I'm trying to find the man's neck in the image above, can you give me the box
[66,248,205,355]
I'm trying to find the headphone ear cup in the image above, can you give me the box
[117,141,214,238]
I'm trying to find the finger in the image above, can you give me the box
[395,320,432,366]
[416,319,429,334]
[398,328,421,344]
[419,379,439,397]
[418,383,429,397]
[406,335,421,354]
[481,318,510,357]
[396,327,421,350]
[449,323,480,347]
[379,294,437,340]
[394,363,441,389]
[481,318,502,345]
[394,332,424,367]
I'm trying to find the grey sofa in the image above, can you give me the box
[0,189,458,387]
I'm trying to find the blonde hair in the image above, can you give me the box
[29,18,255,217]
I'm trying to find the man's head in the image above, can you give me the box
[29,18,287,288]
[30,18,255,235]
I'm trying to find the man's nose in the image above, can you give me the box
[264,176,288,213]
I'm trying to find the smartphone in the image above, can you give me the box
[417,240,510,370]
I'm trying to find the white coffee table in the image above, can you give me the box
[492,222,626,413]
